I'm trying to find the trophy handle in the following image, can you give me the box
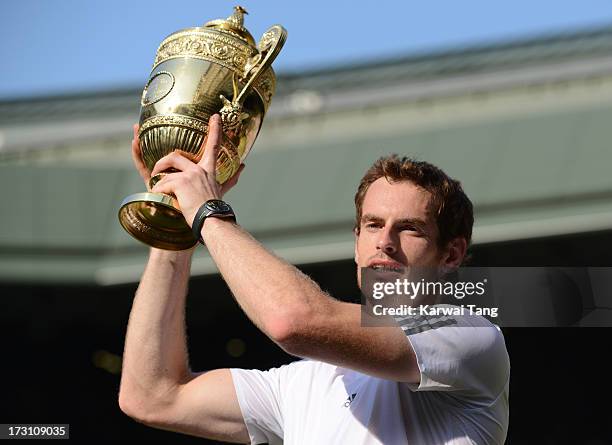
[219,25,287,132]
[239,25,287,103]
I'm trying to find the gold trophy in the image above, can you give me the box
[118,6,287,250]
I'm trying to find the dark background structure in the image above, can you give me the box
[2,232,612,443]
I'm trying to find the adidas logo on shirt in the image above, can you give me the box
[343,393,357,407]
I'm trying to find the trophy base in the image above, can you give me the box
[118,192,197,251]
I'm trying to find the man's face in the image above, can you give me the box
[355,177,447,287]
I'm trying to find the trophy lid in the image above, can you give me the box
[205,6,256,47]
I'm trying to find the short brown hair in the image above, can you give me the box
[354,155,474,249]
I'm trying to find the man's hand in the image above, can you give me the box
[148,114,244,226]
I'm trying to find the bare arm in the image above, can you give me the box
[199,218,420,383]
[118,248,249,443]
[119,121,249,443]
[119,248,193,407]
[150,116,420,383]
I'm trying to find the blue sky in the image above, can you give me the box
[2,0,612,99]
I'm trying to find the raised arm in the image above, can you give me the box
[118,124,249,443]
[150,116,420,383]
[200,218,420,382]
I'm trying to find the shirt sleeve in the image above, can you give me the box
[404,318,510,401]
[230,367,285,445]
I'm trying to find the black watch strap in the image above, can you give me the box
[192,200,236,245]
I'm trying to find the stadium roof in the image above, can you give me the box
[1,24,612,284]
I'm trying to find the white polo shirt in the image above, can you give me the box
[230,313,509,444]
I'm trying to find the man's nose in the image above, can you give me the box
[376,228,397,254]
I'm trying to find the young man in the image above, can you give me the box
[119,115,510,444]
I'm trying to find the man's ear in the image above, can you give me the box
[441,237,467,271]
[354,227,360,265]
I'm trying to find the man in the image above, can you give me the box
[119,115,510,444]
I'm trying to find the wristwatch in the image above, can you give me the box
[192,199,236,245]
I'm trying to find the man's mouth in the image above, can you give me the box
[368,263,405,273]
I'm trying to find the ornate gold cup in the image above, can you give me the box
[118,6,286,250]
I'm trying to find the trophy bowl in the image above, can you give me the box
[118,6,286,250]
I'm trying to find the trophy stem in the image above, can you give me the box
[118,192,197,250]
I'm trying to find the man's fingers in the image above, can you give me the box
[150,175,176,195]
[200,114,222,173]
[151,151,198,177]
[131,124,150,181]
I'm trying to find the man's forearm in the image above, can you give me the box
[119,248,194,411]
[201,218,331,343]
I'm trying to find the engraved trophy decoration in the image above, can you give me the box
[118,6,287,250]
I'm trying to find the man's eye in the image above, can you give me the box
[399,224,422,233]
[365,222,381,229]
[402,226,425,236]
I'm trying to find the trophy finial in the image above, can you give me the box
[205,5,255,46]
[227,6,248,27]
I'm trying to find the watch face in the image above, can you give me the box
[206,200,230,212]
